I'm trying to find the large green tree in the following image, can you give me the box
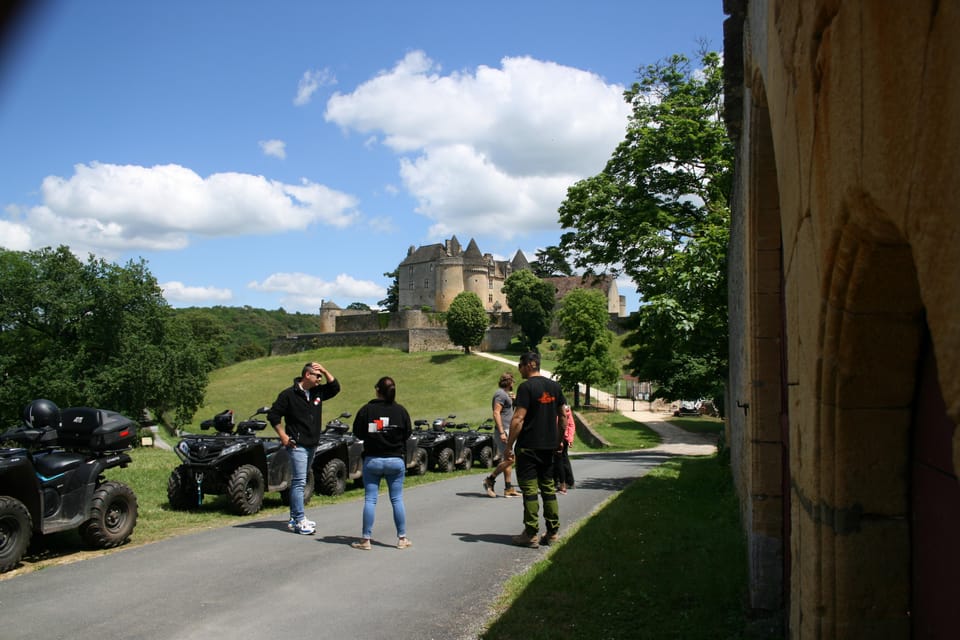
[0,246,212,426]
[502,270,555,352]
[445,292,488,354]
[556,50,731,408]
[553,288,621,408]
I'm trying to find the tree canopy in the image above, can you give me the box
[379,269,399,312]
[445,292,488,354]
[502,270,555,352]
[555,50,732,408]
[0,246,213,426]
[553,288,620,407]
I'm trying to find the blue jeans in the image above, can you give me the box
[288,444,315,522]
[361,456,406,539]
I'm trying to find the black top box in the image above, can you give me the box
[59,407,139,452]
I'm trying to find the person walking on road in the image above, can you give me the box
[267,361,341,535]
[505,351,567,548]
[482,372,520,498]
[350,376,413,550]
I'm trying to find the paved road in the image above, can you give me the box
[0,447,695,640]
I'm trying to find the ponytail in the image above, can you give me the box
[376,376,397,403]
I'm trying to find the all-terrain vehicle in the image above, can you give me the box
[450,418,496,470]
[0,399,139,574]
[311,412,364,496]
[167,407,313,515]
[414,415,471,473]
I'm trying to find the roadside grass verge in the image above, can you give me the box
[482,455,748,640]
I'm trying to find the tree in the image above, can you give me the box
[346,302,371,310]
[502,270,555,352]
[532,246,573,278]
[378,269,399,312]
[0,246,212,426]
[445,292,488,354]
[556,50,732,408]
[552,289,621,408]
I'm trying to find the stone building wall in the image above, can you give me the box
[725,1,960,637]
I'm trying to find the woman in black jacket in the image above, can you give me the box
[350,376,413,550]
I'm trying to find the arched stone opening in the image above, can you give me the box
[742,82,788,615]
[810,218,923,636]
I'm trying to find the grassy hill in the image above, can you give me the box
[183,346,521,431]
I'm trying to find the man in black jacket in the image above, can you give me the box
[268,361,340,534]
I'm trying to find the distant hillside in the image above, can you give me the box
[174,306,324,366]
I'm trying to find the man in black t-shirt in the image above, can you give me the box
[504,351,566,548]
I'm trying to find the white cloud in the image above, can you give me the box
[324,51,631,239]
[160,281,233,304]
[259,139,287,159]
[6,162,360,256]
[0,217,32,250]
[248,272,386,309]
[294,68,336,106]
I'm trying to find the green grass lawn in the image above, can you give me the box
[481,455,749,640]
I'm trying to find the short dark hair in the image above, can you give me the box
[519,351,541,370]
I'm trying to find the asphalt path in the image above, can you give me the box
[0,448,681,640]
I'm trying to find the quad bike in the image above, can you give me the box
[311,412,364,496]
[451,418,496,470]
[414,415,469,473]
[0,399,139,574]
[167,407,313,515]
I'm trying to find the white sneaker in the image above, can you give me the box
[288,517,316,531]
[291,520,315,535]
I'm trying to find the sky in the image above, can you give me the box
[0,0,726,314]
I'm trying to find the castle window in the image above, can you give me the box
[488,279,493,289]
[488,294,493,303]
[424,279,429,288]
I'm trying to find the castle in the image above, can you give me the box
[398,235,625,316]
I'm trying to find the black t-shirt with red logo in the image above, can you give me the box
[515,375,566,450]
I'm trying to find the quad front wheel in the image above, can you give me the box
[0,496,31,573]
[318,458,347,496]
[80,481,138,548]
[457,448,473,470]
[167,466,198,510]
[478,445,494,469]
[227,464,265,515]
[435,447,455,473]
[410,447,428,476]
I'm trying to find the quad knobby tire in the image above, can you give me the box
[457,447,473,470]
[318,458,347,496]
[227,464,265,515]
[167,465,198,510]
[435,447,455,473]
[478,445,494,469]
[280,469,315,505]
[79,481,138,549]
[410,447,428,476]
[0,496,32,573]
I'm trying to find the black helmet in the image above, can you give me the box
[23,399,61,429]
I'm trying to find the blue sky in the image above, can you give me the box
[0,1,725,314]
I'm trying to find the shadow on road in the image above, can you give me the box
[452,531,519,546]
